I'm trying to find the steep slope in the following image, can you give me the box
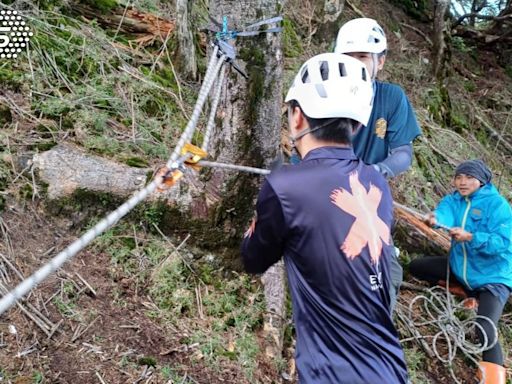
[1,1,511,383]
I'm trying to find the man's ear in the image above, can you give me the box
[377,55,386,71]
[290,106,307,132]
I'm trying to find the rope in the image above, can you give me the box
[0,50,227,316]
[393,201,452,231]
[166,52,227,169]
[202,66,226,152]
[405,260,498,384]
[215,15,282,41]
[198,161,271,175]
[0,16,283,315]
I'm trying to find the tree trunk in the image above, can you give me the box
[175,0,197,79]
[432,0,450,81]
[322,0,345,22]
[208,0,284,361]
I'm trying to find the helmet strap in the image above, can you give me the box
[371,53,379,80]
[289,118,339,149]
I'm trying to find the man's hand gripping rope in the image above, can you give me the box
[156,143,208,192]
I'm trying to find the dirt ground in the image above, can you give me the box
[0,203,278,384]
[2,201,509,384]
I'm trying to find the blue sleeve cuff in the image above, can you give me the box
[469,231,486,250]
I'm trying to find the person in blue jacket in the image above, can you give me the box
[242,53,408,383]
[410,159,512,384]
[334,18,422,310]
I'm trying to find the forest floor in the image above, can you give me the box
[1,0,512,383]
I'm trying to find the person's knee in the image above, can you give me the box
[408,259,422,279]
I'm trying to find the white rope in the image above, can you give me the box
[0,50,228,316]
[166,52,227,169]
[198,161,270,175]
[406,261,498,384]
[202,66,226,152]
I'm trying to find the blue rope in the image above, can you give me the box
[215,15,282,41]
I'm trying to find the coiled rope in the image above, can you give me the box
[400,214,498,384]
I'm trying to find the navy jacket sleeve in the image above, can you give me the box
[241,179,287,274]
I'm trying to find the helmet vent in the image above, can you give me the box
[339,63,347,77]
[361,67,367,81]
[320,61,329,81]
[315,84,328,98]
[373,26,385,35]
[301,67,310,83]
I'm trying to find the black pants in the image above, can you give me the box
[409,256,506,365]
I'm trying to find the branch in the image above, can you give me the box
[401,22,433,45]
[453,25,512,44]
[345,0,365,18]
[452,12,512,28]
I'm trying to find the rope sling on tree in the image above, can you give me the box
[0,15,283,316]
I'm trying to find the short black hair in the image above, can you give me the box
[288,100,358,145]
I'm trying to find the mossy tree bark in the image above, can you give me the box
[432,0,450,81]
[208,0,285,360]
[175,0,197,79]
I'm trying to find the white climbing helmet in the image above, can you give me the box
[334,18,387,54]
[284,53,373,125]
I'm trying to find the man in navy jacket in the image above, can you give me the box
[241,53,408,383]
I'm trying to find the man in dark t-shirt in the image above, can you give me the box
[242,53,408,383]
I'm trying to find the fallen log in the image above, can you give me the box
[393,202,451,254]
[72,3,176,45]
[32,144,149,199]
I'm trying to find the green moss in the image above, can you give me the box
[463,80,476,93]
[138,356,157,367]
[0,105,12,125]
[450,110,469,131]
[282,19,303,58]
[20,184,33,200]
[239,44,266,139]
[452,36,472,54]
[82,0,118,12]
[424,85,461,132]
[35,141,58,151]
[124,157,149,168]
[505,66,512,80]
[45,189,122,226]
[36,0,65,10]
[158,205,230,250]
[83,136,122,156]
[0,65,26,90]
[152,180,256,267]
[389,0,430,21]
